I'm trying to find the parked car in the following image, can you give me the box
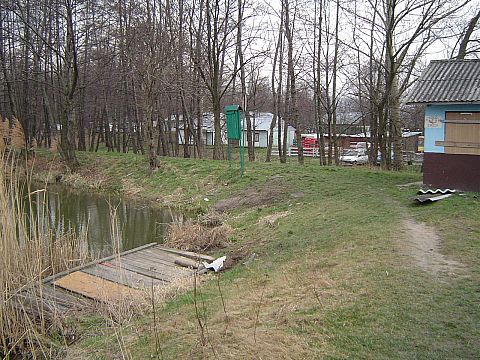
[340,149,368,165]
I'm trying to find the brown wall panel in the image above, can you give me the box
[445,112,480,155]
[446,112,480,121]
[424,153,480,192]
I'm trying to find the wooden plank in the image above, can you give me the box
[435,141,480,149]
[14,284,88,317]
[141,250,203,269]
[444,119,480,124]
[446,111,480,121]
[152,245,215,262]
[54,271,143,304]
[138,248,204,270]
[121,252,176,269]
[106,259,175,282]
[82,264,165,289]
[10,293,65,318]
[125,250,178,268]
[114,256,190,280]
[142,247,204,267]
[137,248,180,263]
[123,251,194,275]
[174,258,201,269]
[444,116,480,155]
[139,248,201,268]
[39,284,89,308]
[42,242,158,285]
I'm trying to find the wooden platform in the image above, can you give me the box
[15,243,214,315]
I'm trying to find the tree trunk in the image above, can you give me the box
[455,10,480,59]
[59,0,79,169]
[390,73,403,170]
[145,106,158,170]
[212,96,223,160]
[385,0,403,170]
[314,0,326,165]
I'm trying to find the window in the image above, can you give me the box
[254,132,260,142]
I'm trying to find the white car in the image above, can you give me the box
[340,149,368,165]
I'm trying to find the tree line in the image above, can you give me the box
[0,0,479,170]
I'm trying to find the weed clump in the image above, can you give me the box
[165,213,233,252]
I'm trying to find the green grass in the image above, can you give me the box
[32,151,480,359]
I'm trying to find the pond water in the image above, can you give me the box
[29,185,185,257]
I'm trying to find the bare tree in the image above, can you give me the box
[455,9,480,59]
[191,0,238,160]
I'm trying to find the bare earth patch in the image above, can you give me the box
[399,219,466,278]
[212,177,287,212]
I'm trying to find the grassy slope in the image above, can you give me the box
[35,151,480,359]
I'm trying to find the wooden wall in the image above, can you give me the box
[437,112,480,156]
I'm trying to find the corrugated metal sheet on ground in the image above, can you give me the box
[418,189,456,195]
[412,193,454,204]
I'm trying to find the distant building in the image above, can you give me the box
[243,112,295,148]
[173,112,296,148]
[401,131,423,153]
[406,59,480,191]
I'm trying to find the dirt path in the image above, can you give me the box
[399,219,466,278]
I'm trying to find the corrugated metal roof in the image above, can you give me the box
[406,59,480,104]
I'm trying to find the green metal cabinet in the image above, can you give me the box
[225,105,242,140]
[224,104,244,176]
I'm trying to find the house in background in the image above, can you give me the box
[246,112,296,148]
[175,112,296,148]
[401,131,423,153]
[406,59,480,191]
[171,113,225,146]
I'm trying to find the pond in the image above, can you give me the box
[28,185,186,257]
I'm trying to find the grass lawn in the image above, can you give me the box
[33,150,480,359]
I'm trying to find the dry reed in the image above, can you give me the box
[165,220,233,253]
[0,117,26,152]
[0,154,88,358]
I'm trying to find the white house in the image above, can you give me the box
[243,112,296,148]
[173,112,296,148]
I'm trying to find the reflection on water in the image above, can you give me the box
[29,185,184,257]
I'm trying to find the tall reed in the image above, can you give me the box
[0,153,88,358]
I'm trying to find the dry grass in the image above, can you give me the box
[0,154,89,358]
[0,117,26,152]
[189,260,336,359]
[49,135,59,152]
[114,257,338,360]
[198,210,226,228]
[259,210,292,227]
[165,221,233,253]
[94,275,196,326]
[120,178,143,196]
[0,120,7,151]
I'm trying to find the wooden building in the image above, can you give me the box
[402,131,423,153]
[407,59,480,191]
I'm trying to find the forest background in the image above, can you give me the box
[0,0,479,169]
